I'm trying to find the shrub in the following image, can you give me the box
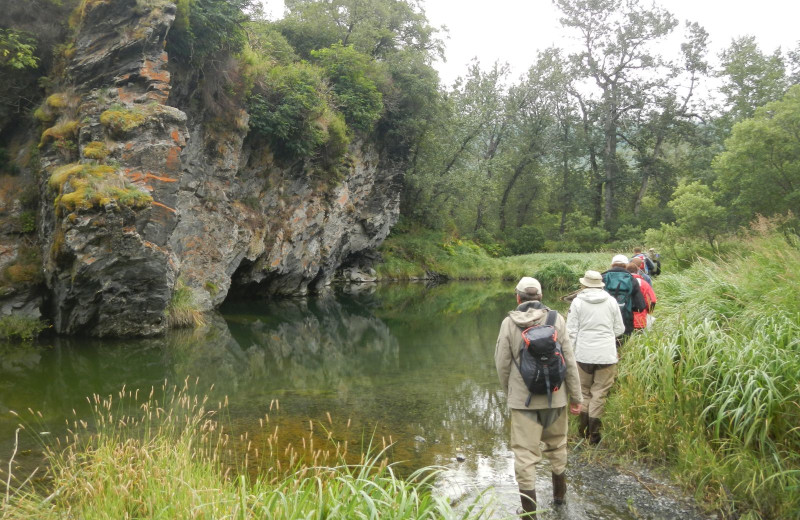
[563,225,610,252]
[533,262,579,290]
[166,0,253,66]
[507,225,545,255]
[311,43,384,132]
[0,315,47,341]
[249,62,350,171]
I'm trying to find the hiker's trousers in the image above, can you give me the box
[577,362,617,418]
[510,407,567,489]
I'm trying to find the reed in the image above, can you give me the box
[1,379,493,519]
[605,231,800,519]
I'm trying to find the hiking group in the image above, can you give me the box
[494,247,660,518]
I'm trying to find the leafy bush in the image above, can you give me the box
[563,225,611,251]
[311,44,383,132]
[248,62,350,170]
[506,225,545,255]
[166,0,253,66]
[533,262,579,290]
[0,315,47,341]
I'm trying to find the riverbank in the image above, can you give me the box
[376,229,610,289]
[605,230,800,519]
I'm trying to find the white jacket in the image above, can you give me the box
[566,288,625,364]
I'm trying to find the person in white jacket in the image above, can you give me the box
[566,270,625,444]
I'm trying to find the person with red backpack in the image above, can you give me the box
[494,277,582,517]
[626,263,657,330]
[602,255,647,338]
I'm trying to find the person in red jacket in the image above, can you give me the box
[626,263,656,329]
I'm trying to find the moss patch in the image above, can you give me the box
[49,162,152,214]
[83,141,110,160]
[100,107,146,134]
[39,120,79,148]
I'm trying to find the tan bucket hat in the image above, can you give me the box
[579,270,605,288]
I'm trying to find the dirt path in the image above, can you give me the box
[441,449,714,519]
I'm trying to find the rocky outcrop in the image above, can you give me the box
[30,0,400,337]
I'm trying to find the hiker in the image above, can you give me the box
[626,263,657,330]
[630,256,653,286]
[647,248,662,276]
[602,255,646,338]
[632,247,656,276]
[566,270,624,444]
[494,277,582,517]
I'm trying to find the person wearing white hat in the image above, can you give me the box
[495,277,582,516]
[566,270,625,444]
[602,255,646,337]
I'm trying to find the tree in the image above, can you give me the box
[718,36,787,125]
[278,0,444,61]
[713,85,800,221]
[555,0,678,228]
[668,181,726,249]
[0,29,38,70]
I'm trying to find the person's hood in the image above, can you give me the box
[508,301,549,328]
[576,288,610,304]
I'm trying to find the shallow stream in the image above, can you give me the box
[0,282,710,519]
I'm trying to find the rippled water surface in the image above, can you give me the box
[0,282,708,519]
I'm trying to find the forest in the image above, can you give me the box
[2,0,797,255]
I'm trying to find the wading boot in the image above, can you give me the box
[518,489,537,518]
[552,471,567,505]
[588,417,602,445]
[578,411,589,439]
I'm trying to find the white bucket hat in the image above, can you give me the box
[579,270,605,288]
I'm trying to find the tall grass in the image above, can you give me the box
[605,231,800,519]
[1,380,493,519]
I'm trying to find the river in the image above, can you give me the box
[0,282,710,519]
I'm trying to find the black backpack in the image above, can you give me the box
[509,310,567,408]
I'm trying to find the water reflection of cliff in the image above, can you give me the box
[170,295,401,395]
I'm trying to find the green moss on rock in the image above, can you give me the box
[48,162,152,213]
[100,107,146,134]
[83,141,110,160]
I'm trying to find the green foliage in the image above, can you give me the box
[563,225,611,252]
[713,85,800,222]
[166,0,254,66]
[506,225,545,255]
[248,62,350,171]
[0,29,39,70]
[606,230,800,518]
[166,280,206,328]
[0,315,47,342]
[533,261,579,291]
[668,181,727,248]
[311,44,383,132]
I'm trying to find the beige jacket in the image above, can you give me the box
[495,302,582,410]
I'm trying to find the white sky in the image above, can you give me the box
[259,0,800,87]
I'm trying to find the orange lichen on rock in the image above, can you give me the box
[165,146,181,171]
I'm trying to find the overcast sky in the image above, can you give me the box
[260,0,800,87]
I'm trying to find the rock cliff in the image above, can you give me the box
[2,0,399,337]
